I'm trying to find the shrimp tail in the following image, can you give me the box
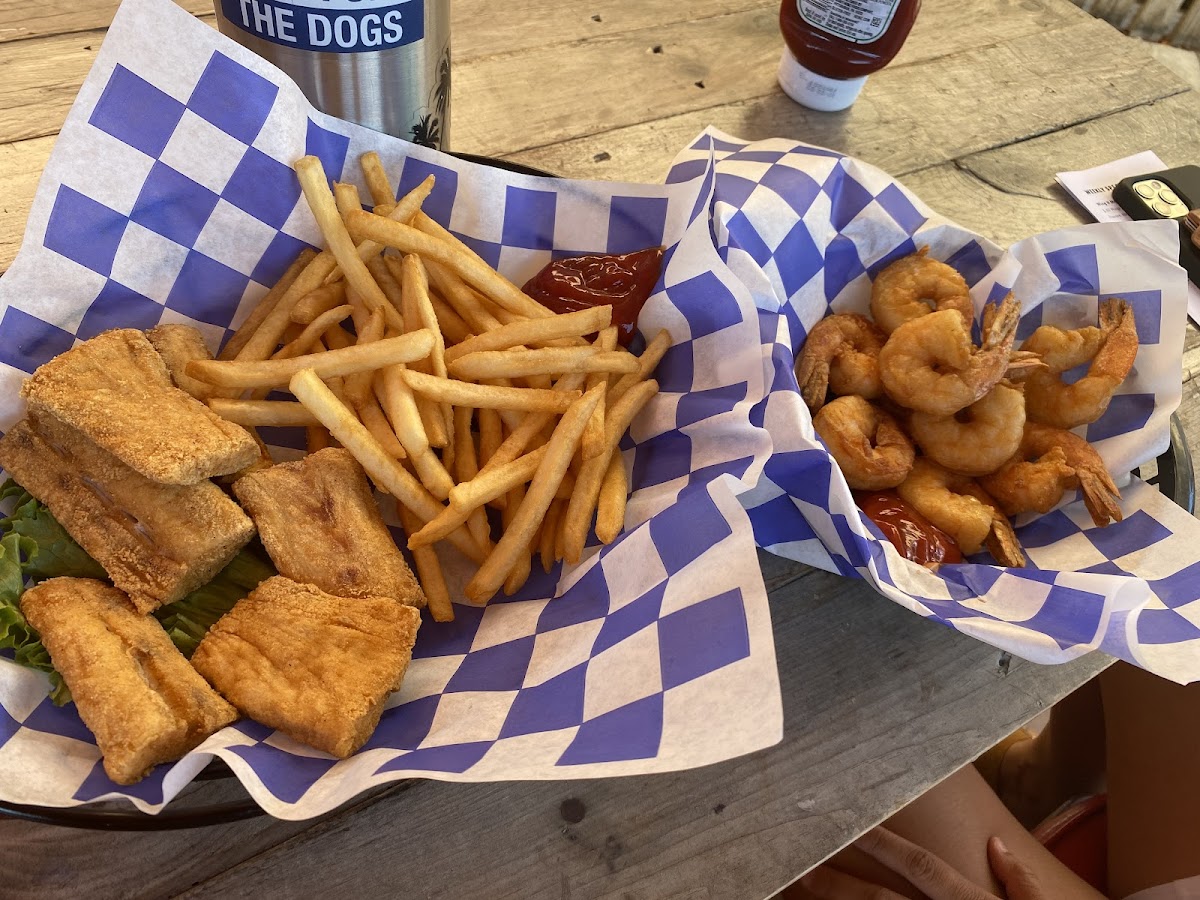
[796,353,831,413]
[981,294,1021,353]
[1004,350,1047,379]
[985,512,1026,567]
[1078,466,1123,527]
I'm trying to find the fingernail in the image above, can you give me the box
[991,836,1010,855]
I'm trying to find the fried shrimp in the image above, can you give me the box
[869,247,973,335]
[896,458,1025,566]
[813,395,915,490]
[878,294,1023,416]
[908,381,1026,477]
[1021,299,1138,429]
[980,422,1123,527]
[795,313,887,412]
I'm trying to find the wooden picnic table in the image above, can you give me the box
[1,0,1198,897]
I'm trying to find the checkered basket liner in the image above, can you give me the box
[0,0,783,817]
[667,130,1200,687]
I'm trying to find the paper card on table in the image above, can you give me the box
[667,130,1200,687]
[0,0,782,818]
[1056,150,1200,325]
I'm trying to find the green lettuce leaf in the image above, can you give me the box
[154,550,275,657]
[0,530,71,704]
[0,481,105,581]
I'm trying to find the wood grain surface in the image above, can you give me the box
[0,0,1194,897]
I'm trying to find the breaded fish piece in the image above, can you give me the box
[145,323,221,402]
[21,578,238,785]
[233,448,426,608]
[21,328,258,484]
[0,415,255,614]
[192,576,421,758]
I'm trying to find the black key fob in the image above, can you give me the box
[1114,165,1200,288]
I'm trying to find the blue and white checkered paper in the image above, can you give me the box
[668,130,1200,686]
[0,0,782,817]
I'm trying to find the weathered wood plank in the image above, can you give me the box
[0,775,413,900]
[172,561,1108,900]
[506,18,1186,182]
[0,0,210,45]
[0,135,51,272]
[0,0,1102,157]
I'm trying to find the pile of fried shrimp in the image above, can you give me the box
[795,247,1139,568]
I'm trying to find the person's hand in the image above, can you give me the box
[797,826,1054,899]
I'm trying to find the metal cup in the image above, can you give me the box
[212,0,451,148]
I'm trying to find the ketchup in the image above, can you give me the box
[522,247,664,347]
[856,490,962,567]
[778,0,921,111]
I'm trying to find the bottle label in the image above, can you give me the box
[795,0,900,44]
[219,0,425,53]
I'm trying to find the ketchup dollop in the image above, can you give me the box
[522,247,664,346]
[856,490,962,567]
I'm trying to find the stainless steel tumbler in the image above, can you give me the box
[213,0,451,149]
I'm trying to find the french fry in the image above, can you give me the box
[357,395,408,460]
[290,368,485,564]
[561,379,658,565]
[444,305,612,363]
[322,323,355,350]
[453,406,493,554]
[423,259,505,334]
[448,347,636,381]
[375,365,451,498]
[306,424,332,452]
[334,181,363,220]
[294,156,404,333]
[236,249,339,361]
[429,293,472,345]
[539,499,563,572]
[595,453,627,544]
[188,330,434,389]
[220,248,316,360]
[466,385,604,602]
[478,407,503,471]
[609,330,671,405]
[359,151,396,210]
[408,445,549,549]
[397,504,454,622]
[583,326,618,461]
[208,399,319,427]
[479,372,587,474]
[290,282,348,325]
[501,483,532,596]
[400,369,579,412]
[273,304,354,359]
[349,209,552,321]
[345,307,386,408]
[328,175,438,285]
[365,255,405,325]
[400,254,452,441]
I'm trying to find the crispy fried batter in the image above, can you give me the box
[21,329,259,484]
[233,448,426,608]
[20,578,237,785]
[145,323,221,402]
[191,576,421,758]
[0,415,255,614]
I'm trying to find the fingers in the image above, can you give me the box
[798,864,910,900]
[987,836,1048,899]
[853,827,996,900]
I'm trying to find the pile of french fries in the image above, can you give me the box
[186,152,670,622]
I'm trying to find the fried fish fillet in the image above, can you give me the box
[0,414,255,614]
[233,448,426,608]
[191,576,421,758]
[21,577,238,785]
[145,323,221,402]
[21,328,258,484]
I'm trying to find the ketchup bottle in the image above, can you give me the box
[778,0,921,112]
